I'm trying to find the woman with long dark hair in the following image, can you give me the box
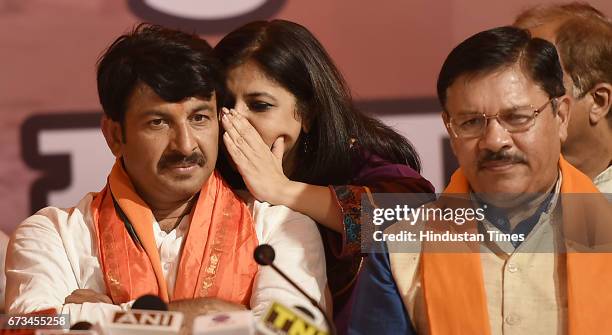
[214,19,434,326]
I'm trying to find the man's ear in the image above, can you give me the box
[101,115,123,157]
[588,83,612,124]
[441,111,450,125]
[555,95,571,142]
[441,111,454,136]
[441,111,459,155]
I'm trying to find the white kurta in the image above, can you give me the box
[387,178,565,335]
[5,193,327,326]
[594,165,612,194]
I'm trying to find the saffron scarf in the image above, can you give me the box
[90,160,259,305]
[421,156,612,334]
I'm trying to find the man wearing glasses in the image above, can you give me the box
[349,26,612,335]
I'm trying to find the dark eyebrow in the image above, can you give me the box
[140,103,214,116]
[454,110,483,116]
[191,104,214,113]
[455,104,534,116]
[502,104,533,112]
[141,110,170,118]
[245,92,277,102]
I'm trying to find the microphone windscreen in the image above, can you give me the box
[257,301,328,335]
[253,244,275,265]
[70,321,93,330]
[132,294,168,311]
[107,309,183,335]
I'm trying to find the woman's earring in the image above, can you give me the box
[302,133,310,153]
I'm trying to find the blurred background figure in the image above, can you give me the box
[515,2,612,192]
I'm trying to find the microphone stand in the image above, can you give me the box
[255,244,337,335]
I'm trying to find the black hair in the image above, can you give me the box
[97,23,224,123]
[437,26,565,109]
[214,20,422,186]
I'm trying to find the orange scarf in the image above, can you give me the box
[421,156,612,334]
[90,160,259,305]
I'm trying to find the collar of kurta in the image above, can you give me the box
[421,156,612,335]
[90,159,259,305]
[594,164,612,190]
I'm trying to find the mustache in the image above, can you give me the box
[477,149,526,168]
[157,151,205,170]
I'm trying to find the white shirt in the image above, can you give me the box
[5,193,327,326]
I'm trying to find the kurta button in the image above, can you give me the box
[505,314,520,325]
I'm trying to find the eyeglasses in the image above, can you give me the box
[446,98,555,139]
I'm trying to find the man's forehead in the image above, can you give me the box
[447,66,545,114]
[447,67,536,103]
[127,83,216,113]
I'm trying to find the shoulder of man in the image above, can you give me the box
[12,193,97,240]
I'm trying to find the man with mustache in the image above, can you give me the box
[349,26,612,335]
[514,3,612,193]
[5,24,327,327]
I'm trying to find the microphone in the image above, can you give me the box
[105,310,183,335]
[70,321,93,330]
[192,310,255,335]
[253,244,336,335]
[257,301,328,335]
[132,294,168,311]
[104,294,183,335]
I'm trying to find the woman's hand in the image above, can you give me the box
[221,107,344,233]
[221,107,292,205]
